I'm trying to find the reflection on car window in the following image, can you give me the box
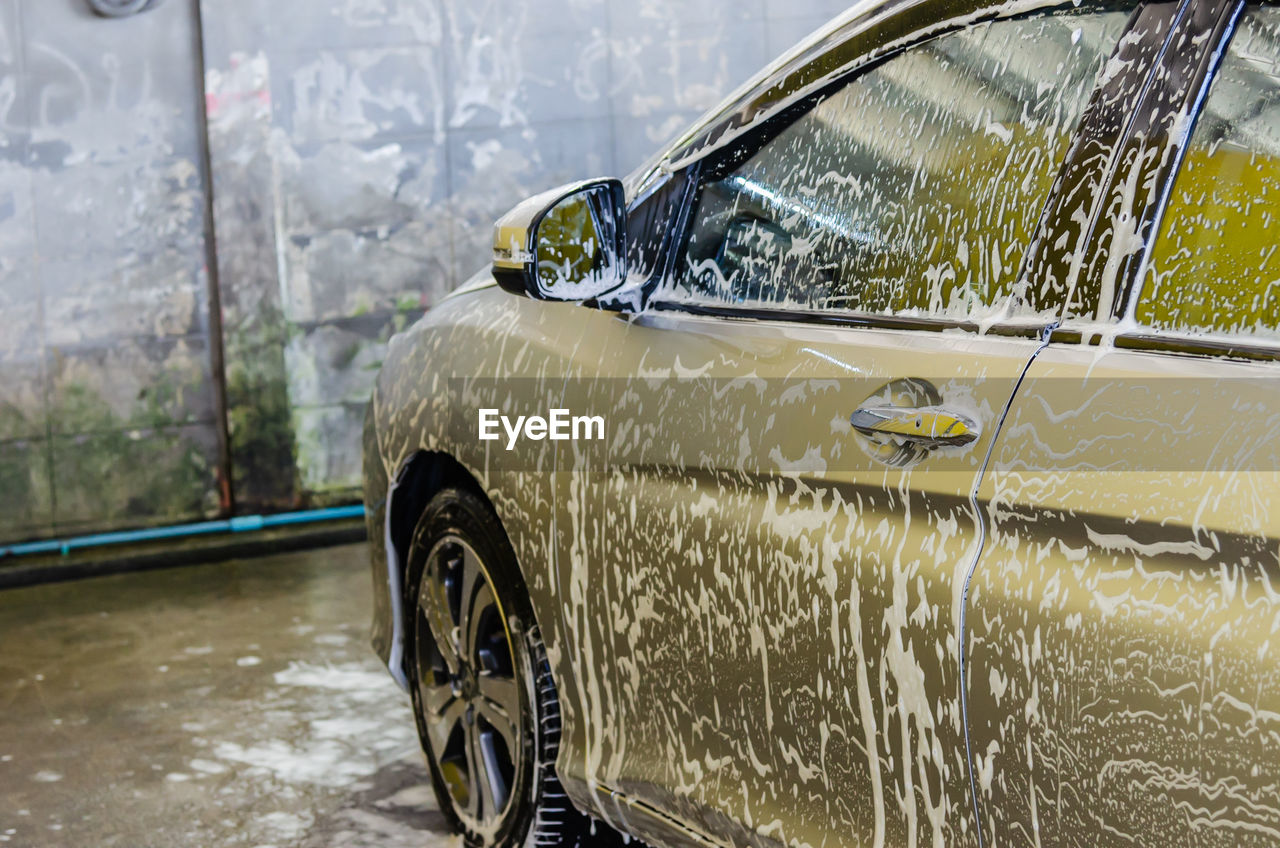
[665,6,1134,321]
[1138,5,1280,340]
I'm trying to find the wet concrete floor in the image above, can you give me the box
[0,543,456,847]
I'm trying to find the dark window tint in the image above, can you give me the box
[664,6,1134,320]
[1138,5,1280,340]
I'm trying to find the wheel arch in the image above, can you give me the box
[385,450,543,688]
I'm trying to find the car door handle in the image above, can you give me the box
[849,404,979,448]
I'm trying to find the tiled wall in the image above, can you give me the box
[0,0,845,543]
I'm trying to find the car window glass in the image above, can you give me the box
[1137,4,1280,340]
[661,6,1135,321]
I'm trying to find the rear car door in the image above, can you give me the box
[545,5,1144,847]
[965,3,1280,843]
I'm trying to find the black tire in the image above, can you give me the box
[405,488,623,848]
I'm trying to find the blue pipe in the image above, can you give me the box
[0,505,366,559]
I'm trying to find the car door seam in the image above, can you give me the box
[958,322,1056,848]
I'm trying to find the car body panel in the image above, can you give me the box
[552,305,1047,848]
[367,284,588,695]
[966,344,1280,845]
[363,398,394,672]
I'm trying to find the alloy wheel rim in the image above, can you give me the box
[415,536,523,833]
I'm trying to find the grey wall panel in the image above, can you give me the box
[0,0,221,543]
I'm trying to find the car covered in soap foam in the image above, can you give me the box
[362,0,1280,844]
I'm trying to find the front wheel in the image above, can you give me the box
[405,487,614,848]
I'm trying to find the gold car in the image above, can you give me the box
[362,0,1280,845]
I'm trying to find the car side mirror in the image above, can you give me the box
[492,178,627,301]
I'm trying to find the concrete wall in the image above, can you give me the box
[0,0,845,544]
[0,0,219,542]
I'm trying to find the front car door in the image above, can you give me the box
[965,1,1280,843]
[541,3,1152,846]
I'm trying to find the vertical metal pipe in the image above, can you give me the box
[189,0,235,515]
